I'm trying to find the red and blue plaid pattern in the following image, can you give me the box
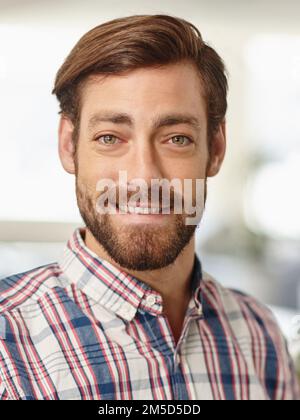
[0,227,299,400]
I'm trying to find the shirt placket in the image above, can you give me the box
[157,300,202,399]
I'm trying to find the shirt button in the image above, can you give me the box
[146,294,156,306]
[119,304,135,318]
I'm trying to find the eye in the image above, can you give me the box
[96,134,121,145]
[168,135,192,146]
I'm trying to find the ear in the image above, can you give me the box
[58,115,76,174]
[206,120,226,177]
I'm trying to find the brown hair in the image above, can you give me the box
[52,14,228,146]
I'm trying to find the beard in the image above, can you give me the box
[75,176,207,272]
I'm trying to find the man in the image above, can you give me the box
[0,14,299,400]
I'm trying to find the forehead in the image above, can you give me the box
[79,61,207,124]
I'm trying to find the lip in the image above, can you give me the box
[114,206,172,223]
[116,203,170,210]
[114,203,172,216]
[120,203,163,208]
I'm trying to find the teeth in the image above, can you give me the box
[118,205,167,214]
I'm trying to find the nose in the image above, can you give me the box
[125,140,164,186]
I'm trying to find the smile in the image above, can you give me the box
[118,205,171,214]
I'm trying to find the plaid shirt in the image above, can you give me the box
[0,227,299,400]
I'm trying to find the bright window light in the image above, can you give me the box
[244,154,300,239]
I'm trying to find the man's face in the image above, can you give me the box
[72,61,210,271]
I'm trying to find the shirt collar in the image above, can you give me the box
[58,227,203,321]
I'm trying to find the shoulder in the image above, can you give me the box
[200,270,300,400]
[0,262,63,314]
[200,269,279,330]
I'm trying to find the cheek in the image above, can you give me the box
[77,152,113,185]
[169,159,206,181]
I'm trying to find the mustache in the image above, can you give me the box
[102,187,184,208]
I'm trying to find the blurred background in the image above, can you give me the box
[0,0,299,371]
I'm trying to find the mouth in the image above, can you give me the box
[115,203,172,215]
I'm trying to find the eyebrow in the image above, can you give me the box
[87,110,201,132]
